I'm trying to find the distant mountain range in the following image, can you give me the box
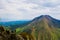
[0,15,60,29]
[0,21,30,26]
[0,21,30,30]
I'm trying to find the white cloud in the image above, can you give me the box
[0,0,60,21]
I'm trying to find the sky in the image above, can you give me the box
[0,0,60,22]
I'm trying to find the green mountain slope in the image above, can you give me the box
[17,15,60,40]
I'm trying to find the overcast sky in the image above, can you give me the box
[0,0,60,22]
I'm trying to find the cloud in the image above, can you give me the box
[26,0,60,7]
[25,0,60,19]
[0,0,60,21]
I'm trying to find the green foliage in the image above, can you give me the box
[16,27,24,34]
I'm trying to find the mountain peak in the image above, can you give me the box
[39,15,51,18]
[41,15,52,20]
[40,15,50,17]
[32,15,52,21]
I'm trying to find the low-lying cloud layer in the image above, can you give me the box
[0,0,60,21]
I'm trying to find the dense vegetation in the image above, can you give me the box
[0,26,35,40]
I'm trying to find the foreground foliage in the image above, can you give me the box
[0,26,35,40]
